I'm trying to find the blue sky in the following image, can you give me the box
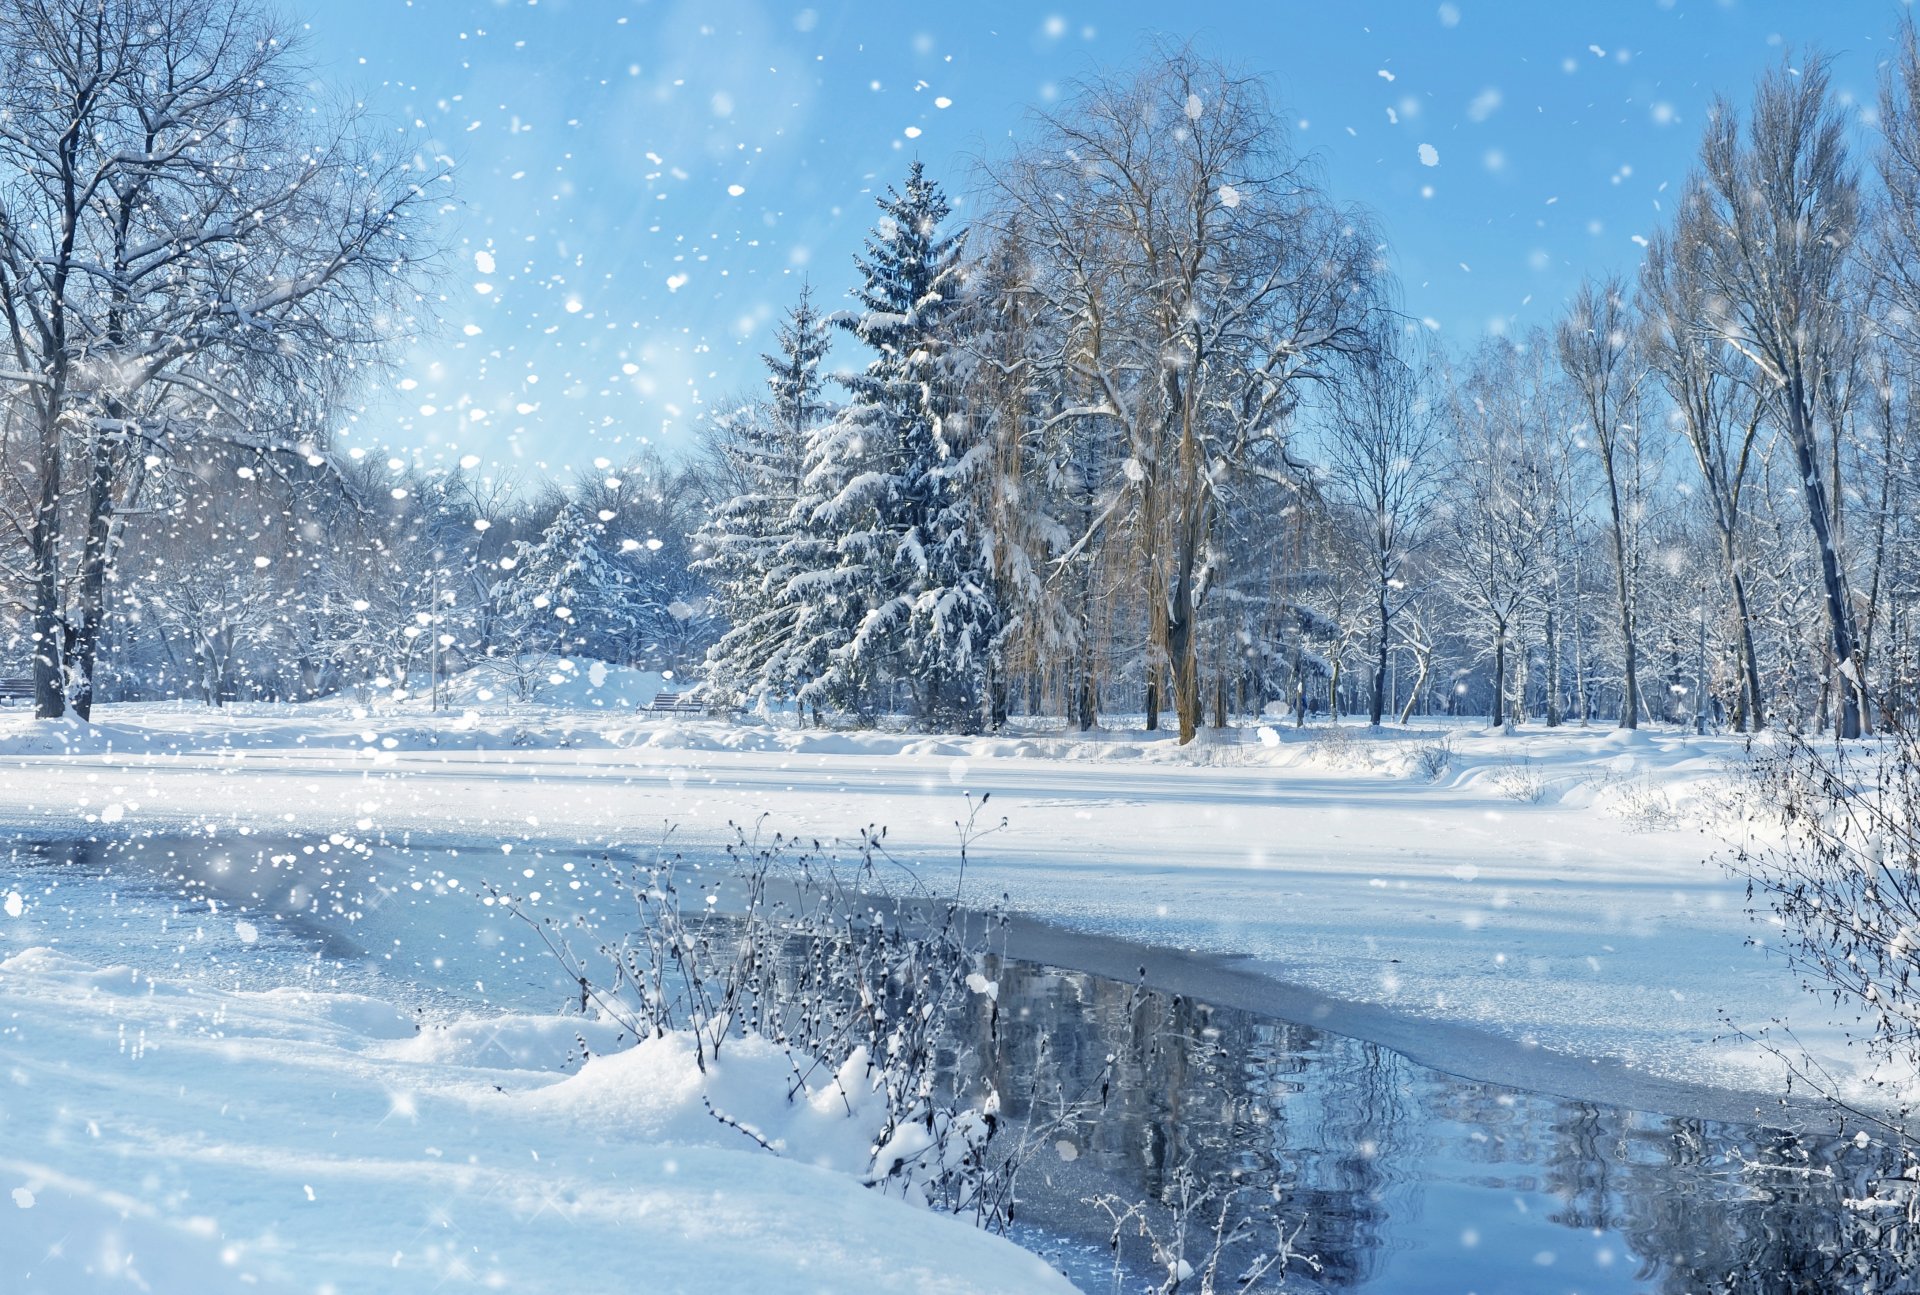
[300,0,1901,478]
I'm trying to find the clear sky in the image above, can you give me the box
[299,0,1901,479]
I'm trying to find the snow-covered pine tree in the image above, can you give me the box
[499,504,641,666]
[697,288,833,709]
[799,161,1000,731]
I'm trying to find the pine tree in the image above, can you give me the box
[697,287,833,709]
[501,504,641,663]
[797,162,1000,730]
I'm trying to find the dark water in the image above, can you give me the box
[3,832,1913,1294]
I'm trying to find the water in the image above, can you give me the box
[974,955,1910,1293]
[3,832,1912,1293]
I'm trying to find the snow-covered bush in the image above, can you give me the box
[1308,723,1364,769]
[1725,722,1920,1273]
[1730,727,1920,1090]
[1607,775,1680,832]
[1490,757,1548,803]
[1411,736,1454,782]
[486,805,1092,1229]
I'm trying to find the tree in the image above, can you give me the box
[1324,340,1442,725]
[799,162,999,730]
[697,289,832,707]
[1556,276,1651,728]
[1442,341,1554,729]
[0,0,435,720]
[501,505,641,666]
[987,44,1380,742]
[1686,54,1865,737]
[960,229,1077,731]
[1641,229,1769,730]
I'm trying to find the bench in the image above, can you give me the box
[0,676,33,705]
[645,687,707,715]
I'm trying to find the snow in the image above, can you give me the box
[0,705,1864,1102]
[0,703,1896,1289]
[0,942,1070,1294]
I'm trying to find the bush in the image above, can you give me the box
[1307,724,1365,769]
[1490,756,1547,803]
[1730,728,1920,1086]
[484,801,1097,1230]
[1723,725,1920,1283]
[1411,736,1453,782]
[1607,774,1679,831]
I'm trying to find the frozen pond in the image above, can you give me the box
[3,831,1908,1294]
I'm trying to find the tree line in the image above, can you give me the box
[4,13,1919,742]
[697,40,1920,741]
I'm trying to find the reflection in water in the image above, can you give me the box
[967,958,1917,1295]
[5,835,1915,1293]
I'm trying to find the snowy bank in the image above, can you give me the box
[0,944,1072,1294]
[0,702,1893,1111]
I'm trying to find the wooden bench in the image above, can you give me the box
[0,677,33,705]
[645,687,706,715]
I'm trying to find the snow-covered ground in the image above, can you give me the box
[0,694,1873,1290]
[0,936,1070,1293]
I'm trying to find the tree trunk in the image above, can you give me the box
[1571,548,1591,724]
[1716,527,1765,732]
[1075,663,1097,732]
[1165,486,1207,745]
[69,430,117,722]
[1600,464,1639,729]
[1398,656,1428,726]
[1512,634,1531,726]
[29,403,65,719]
[989,669,1010,733]
[1169,621,1200,744]
[1491,622,1507,729]
[1370,594,1389,727]
[1785,385,1862,738]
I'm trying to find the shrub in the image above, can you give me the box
[485,800,1099,1230]
[1308,724,1364,769]
[1411,736,1453,782]
[1490,756,1547,803]
[1722,724,1920,1281]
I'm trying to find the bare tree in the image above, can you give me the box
[1556,276,1651,728]
[1874,18,1920,372]
[1641,229,1769,730]
[985,43,1380,742]
[0,0,438,719]
[1324,339,1442,725]
[1686,54,1865,736]
[1442,341,1553,729]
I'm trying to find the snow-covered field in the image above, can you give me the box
[0,695,1867,1291]
[0,937,1070,1293]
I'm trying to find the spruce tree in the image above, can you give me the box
[801,161,1000,730]
[502,504,641,663]
[697,287,833,710]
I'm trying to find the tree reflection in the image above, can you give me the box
[956,955,1918,1293]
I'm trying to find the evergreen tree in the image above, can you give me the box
[798,162,1000,730]
[697,287,834,709]
[501,504,641,663]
